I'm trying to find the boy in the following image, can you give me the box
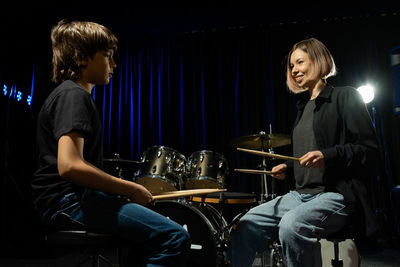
[31,19,190,266]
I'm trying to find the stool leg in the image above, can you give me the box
[259,251,268,267]
[72,251,95,267]
[92,254,100,267]
[331,241,343,267]
[117,247,126,267]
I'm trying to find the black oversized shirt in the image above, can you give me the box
[286,84,380,237]
[31,80,103,215]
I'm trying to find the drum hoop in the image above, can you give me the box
[189,150,227,160]
[186,176,225,181]
[142,146,186,160]
[135,175,181,190]
[137,174,179,181]
[191,196,257,204]
[200,201,228,227]
[156,200,226,236]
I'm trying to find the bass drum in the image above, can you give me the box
[152,200,229,267]
[190,191,257,224]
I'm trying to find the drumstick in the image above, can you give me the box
[153,188,227,200]
[234,168,278,175]
[237,147,300,161]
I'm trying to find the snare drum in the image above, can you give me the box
[152,200,229,267]
[190,192,257,224]
[185,150,228,189]
[135,146,186,195]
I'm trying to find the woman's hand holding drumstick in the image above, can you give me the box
[299,150,325,168]
[237,147,324,168]
[236,148,324,180]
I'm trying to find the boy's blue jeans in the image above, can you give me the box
[42,190,191,267]
[227,191,348,267]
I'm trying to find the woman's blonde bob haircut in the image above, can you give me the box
[286,38,336,93]
[51,19,118,84]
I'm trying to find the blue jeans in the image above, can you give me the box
[227,191,348,267]
[42,190,191,267]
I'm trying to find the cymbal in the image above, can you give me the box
[231,133,291,149]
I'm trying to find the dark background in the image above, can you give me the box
[1,6,400,256]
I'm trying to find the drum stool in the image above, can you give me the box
[320,228,360,267]
[268,231,360,267]
[44,230,127,267]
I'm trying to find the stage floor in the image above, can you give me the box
[0,242,399,267]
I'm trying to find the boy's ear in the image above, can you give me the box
[75,49,88,68]
[79,59,88,68]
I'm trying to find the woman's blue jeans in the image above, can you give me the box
[42,190,191,267]
[227,191,348,267]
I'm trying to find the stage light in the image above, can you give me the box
[357,84,375,103]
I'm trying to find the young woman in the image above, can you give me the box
[228,38,379,267]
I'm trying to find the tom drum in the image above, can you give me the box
[135,146,186,194]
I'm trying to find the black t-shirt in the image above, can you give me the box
[31,80,103,215]
[293,99,325,194]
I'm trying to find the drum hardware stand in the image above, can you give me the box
[259,131,269,204]
[270,241,286,267]
[259,126,278,204]
[259,136,277,203]
[267,146,277,200]
[218,192,226,218]
[267,123,277,200]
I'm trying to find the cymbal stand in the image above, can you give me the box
[259,131,269,204]
[258,125,278,204]
[268,147,277,200]
[267,124,277,200]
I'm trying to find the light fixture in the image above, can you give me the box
[357,85,375,104]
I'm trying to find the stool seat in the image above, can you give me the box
[45,230,126,248]
[44,230,127,267]
[322,227,352,241]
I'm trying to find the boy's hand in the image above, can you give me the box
[128,183,154,206]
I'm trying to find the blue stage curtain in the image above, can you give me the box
[93,29,296,194]
[92,16,400,200]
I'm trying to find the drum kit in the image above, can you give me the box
[104,132,358,267]
[103,131,291,266]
